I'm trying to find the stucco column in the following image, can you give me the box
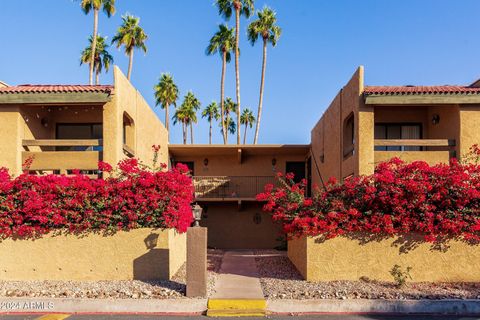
[459,105,480,160]
[356,105,375,176]
[186,227,207,297]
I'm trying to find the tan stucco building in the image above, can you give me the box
[1,65,480,249]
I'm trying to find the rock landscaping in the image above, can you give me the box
[254,250,480,300]
[0,249,224,299]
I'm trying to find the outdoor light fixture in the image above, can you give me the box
[271,158,277,166]
[432,114,440,125]
[192,203,203,227]
[203,158,209,166]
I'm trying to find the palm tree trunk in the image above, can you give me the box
[225,113,229,144]
[190,123,194,144]
[95,70,99,85]
[127,49,134,80]
[234,8,241,145]
[182,122,186,144]
[254,39,268,144]
[209,119,212,144]
[165,107,170,142]
[89,9,99,85]
[220,51,227,144]
[243,123,248,144]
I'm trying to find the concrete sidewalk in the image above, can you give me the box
[208,250,266,316]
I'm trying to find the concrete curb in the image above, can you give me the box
[267,299,480,315]
[0,298,207,315]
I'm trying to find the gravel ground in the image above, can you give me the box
[0,249,224,299]
[254,250,480,300]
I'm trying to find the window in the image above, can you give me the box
[374,123,422,151]
[56,123,102,151]
[123,112,135,150]
[343,113,355,158]
[286,161,306,184]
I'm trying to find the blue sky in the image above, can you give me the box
[1,0,479,144]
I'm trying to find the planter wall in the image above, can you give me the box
[0,228,186,281]
[288,235,480,282]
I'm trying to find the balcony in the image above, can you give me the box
[374,139,456,165]
[193,176,277,201]
[22,139,102,175]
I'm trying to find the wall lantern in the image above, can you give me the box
[41,118,49,128]
[203,158,209,166]
[192,204,203,227]
[432,114,440,125]
[271,158,277,166]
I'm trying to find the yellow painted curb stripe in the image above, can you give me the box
[35,314,71,320]
[207,298,266,310]
[207,311,266,317]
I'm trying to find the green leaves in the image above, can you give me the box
[111,14,148,55]
[247,6,281,47]
[154,74,179,110]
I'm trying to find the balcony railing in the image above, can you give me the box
[193,176,277,200]
[22,139,102,175]
[374,139,456,165]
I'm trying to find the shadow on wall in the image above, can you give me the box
[313,232,480,254]
[133,233,169,280]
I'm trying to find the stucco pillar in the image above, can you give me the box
[459,105,480,160]
[356,105,375,176]
[186,227,207,297]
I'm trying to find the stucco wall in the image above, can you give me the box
[105,66,168,167]
[310,66,366,183]
[287,237,307,278]
[200,203,281,249]
[288,235,480,282]
[0,228,185,281]
[0,106,22,175]
[459,105,480,159]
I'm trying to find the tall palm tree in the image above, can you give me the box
[240,108,255,144]
[179,92,201,144]
[248,6,281,144]
[202,102,220,144]
[215,0,255,144]
[172,107,187,144]
[154,73,179,142]
[222,97,237,144]
[206,24,235,144]
[111,14,148,81]
[80,0,115,85]
[80,35,114,85]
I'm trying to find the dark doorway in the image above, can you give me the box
[306,157,312,197]
[286,161,306,183]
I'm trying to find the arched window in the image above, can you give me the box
[343,113,355,159]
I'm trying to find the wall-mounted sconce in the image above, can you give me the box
[203,158,209,166]
[432,114,440,125]
[40,118,49,128]
[271,158,277,166]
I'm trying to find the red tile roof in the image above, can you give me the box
[364,85,480,95]
[0,84,113,94]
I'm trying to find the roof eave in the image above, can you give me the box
[364,93,480,105]
[0,91,112,105]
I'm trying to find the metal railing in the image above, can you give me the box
[193,176,277,200]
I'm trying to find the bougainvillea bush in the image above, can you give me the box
[258,146,480,242]
[0,148,193,239]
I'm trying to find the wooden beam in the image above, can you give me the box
[0,92,111,104]
[237,148,243,164]
[123,144,135,157]
[365,94,480,105]
[374,139,455,147]
[23,139,103,147]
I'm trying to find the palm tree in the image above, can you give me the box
[172,107,187,144]
[80,35,114,85]
[215,0,255,144]
[206,24,235,144]
[179,92,201,144]
[202,102,220,144]
[248,6,281,144]
[154,73,178,142]
[222,97,237,144]
[80,0,115,85]
[111,14,148,81]
[240,108,255,144]
[247,7,282,144]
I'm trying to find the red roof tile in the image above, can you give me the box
[364,85,480,95]
[0,84,113,94]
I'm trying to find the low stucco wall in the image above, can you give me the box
[288,235,480,282]
[0,228,185,281]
